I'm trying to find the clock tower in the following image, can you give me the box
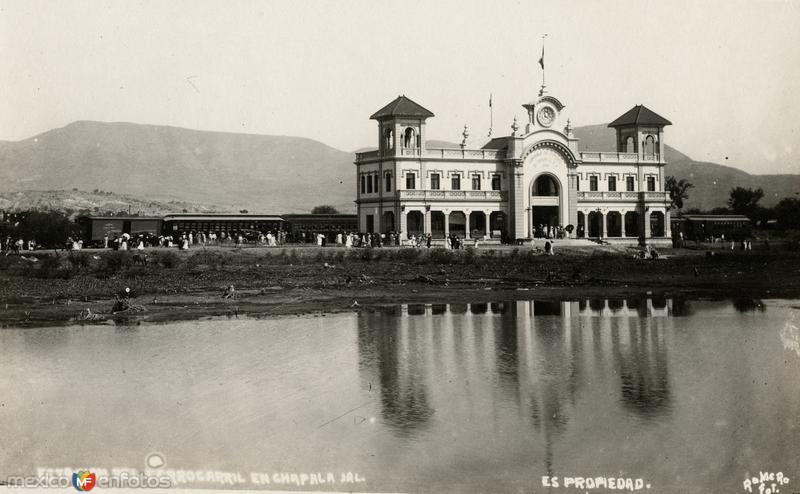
[521,95,566,134]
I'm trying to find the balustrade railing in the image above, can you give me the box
[577,191,667,201]
[355,147,505,162]
[578,152,660,163]
[398,190,506,201]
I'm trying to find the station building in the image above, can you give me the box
[354,90,673,245]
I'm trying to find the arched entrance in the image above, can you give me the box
[489,211,505,239]
[588,211,603,238]
[650,211,665,237]
[448,212,466,238]
[406,211,423,237]
[431,211,446,238]
[530,174,560,238]
[624,212,639,237]
[469,212,486,238]
[606,211,622,238]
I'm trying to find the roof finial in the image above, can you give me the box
[511,116,519,136]
[460,124,469,149]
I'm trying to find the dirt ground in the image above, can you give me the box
[1,244,798,326]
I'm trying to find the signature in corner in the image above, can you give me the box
[742,471,790,493]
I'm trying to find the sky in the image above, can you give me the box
[1,0,799,174]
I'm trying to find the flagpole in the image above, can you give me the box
[488,93,493,137]
[539,34,547,96]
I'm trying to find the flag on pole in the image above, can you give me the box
[538,46,544,69]
[489,93,492,107]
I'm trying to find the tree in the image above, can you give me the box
[774,197,800,230]
[311,205,340,214]
[728,187,764,217]
[665,176,693,210]
[17,211,81,248]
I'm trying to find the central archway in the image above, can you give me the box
[530,173,561,238]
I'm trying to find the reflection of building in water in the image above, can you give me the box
[356,309,434,435]
[356,299,672,449]
[575,296,673,317]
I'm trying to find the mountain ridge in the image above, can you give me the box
[1,120,797,213]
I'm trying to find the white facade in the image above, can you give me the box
[355,93,672,245]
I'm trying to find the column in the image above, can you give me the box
[482,210,490,239]
[597,211,604,238]
[511,163,525,239]
[567,173,578,231]
[424,208,431,235]
[400,209,408,238]
[464,209,472,239]
[444,211,450,238]
[664,209,672,238]
[643,209,651,239]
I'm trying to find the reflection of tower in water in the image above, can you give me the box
[356,307,434,435]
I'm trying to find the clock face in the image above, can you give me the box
[537,106,556,127]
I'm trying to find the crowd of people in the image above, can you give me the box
[534,224,568,239]
[2,236,36,255]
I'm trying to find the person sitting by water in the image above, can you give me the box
[544,241,553,255]
[222,285,236,299]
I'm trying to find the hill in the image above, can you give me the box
[0,121,355,213]
[0,189,220,216]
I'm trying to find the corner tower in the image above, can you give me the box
[369,95,435,156]
[608,105,672,161]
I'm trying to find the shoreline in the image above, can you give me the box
[1,245,798,327]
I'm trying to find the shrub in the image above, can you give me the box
[67,252,90,270]
[428,248,456,265]
[346,249,362,262]
[158,251,181,268]
[396,248,422,261]
[463,247,477,264]
[102,251,132,273]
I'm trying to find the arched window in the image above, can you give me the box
[625,136,634,153]
[403,127,416,148]
[644,135,655,158]
[384,128,394,150]
[533,175,559,196]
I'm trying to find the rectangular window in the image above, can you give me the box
[385,173,392,192]
[451,174,461,190]
[373,174,379,193]
[406,173,416,190]
[430,173,440,190]
[491,174,501,191]
[608,176,617,192]
[360,175,366,194]
[647,176,656,192]
[472,174,481,190]
[366,174,373,193]
[626,176,635,191]
[576,175,580,191]
[589,175,598,192]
